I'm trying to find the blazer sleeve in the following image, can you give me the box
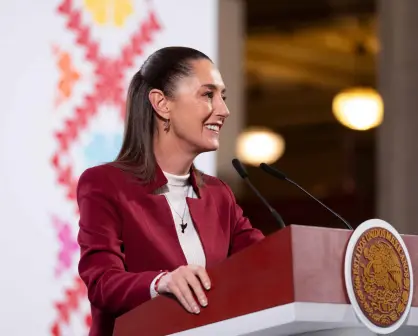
[221,181,265,255]
[76,166,162,316]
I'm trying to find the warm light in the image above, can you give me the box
[332,87,383,130]
[236,127,285,166]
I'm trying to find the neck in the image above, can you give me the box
[154,133,196,176]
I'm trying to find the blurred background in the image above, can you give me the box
[1,0,418,334]
[231,0,379,234]
[216,0,418,240]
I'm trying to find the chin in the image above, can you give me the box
[198,146,219,154]
[196,141,219,154]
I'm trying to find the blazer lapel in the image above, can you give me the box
[133,164,228,268]
[187,188,229,268]
[137,193,188,266]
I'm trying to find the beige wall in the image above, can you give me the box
[377,0,418,234]
[216,0,246,195]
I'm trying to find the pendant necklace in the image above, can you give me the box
[164,186,190,233]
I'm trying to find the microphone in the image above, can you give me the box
[259,163,353,231]
[232,158,286,229]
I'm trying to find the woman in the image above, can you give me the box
[77,46,265,336]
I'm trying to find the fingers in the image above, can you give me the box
[192,266,211,290]
[168,282,195,314]
[176,276,201,314]
[185,272,207,308]
[162,265,211,314]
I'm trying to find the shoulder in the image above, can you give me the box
[77,163,132,195]
[78,163,122,184]
[200,173,236,202]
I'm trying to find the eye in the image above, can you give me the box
[203,91,214,99]
[203,91,227,101]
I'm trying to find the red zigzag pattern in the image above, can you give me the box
[50,277,89,336]
[51,0,161,204]
[50,1,162,334]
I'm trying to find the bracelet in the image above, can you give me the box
[154,271,168,293]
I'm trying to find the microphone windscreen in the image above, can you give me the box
[232,158,248,179]
[259,163,287,180]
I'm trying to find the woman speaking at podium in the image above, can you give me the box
[76,46,264,335]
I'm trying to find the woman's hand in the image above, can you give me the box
[156,265,211,314]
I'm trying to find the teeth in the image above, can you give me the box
[205,124,220,131]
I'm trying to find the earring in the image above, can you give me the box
[163,119,170,132]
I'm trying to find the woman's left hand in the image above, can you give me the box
[156,265,211,314]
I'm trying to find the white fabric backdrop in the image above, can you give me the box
[0,0,218,334]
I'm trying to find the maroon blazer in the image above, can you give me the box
[77,163,265,336]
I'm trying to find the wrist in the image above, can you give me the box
[154,271,169,294]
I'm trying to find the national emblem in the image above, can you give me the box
[352,227,410,326]
[345,219,413,334]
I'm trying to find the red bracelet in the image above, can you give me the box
[154,271,168,293]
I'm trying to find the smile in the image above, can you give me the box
[205,124,220,132]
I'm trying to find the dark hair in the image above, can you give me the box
[113,46,212,183]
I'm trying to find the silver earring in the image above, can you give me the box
[163,119,170,132]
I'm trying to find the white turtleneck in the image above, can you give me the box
[150,171,206,297]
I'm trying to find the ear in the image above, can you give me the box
[148,89,170,120]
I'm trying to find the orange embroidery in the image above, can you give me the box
[53,46,80,107]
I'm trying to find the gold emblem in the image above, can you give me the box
[351,227,411,327]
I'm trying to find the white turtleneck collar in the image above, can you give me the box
[163,171,190,187]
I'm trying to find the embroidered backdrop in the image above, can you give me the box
[0,0,218,334]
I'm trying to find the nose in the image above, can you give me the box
[216,98,230,119]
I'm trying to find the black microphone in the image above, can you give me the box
[259,163,353,231]
[232,158,286,229]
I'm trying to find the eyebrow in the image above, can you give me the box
[201,83,226,93]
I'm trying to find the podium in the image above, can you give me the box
[113,225,418,335]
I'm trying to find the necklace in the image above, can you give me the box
[164,186,190,233]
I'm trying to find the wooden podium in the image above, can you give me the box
[113,225,418,336]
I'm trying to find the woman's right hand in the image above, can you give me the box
[156,265,211,314]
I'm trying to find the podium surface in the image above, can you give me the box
[113,225,418,336]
